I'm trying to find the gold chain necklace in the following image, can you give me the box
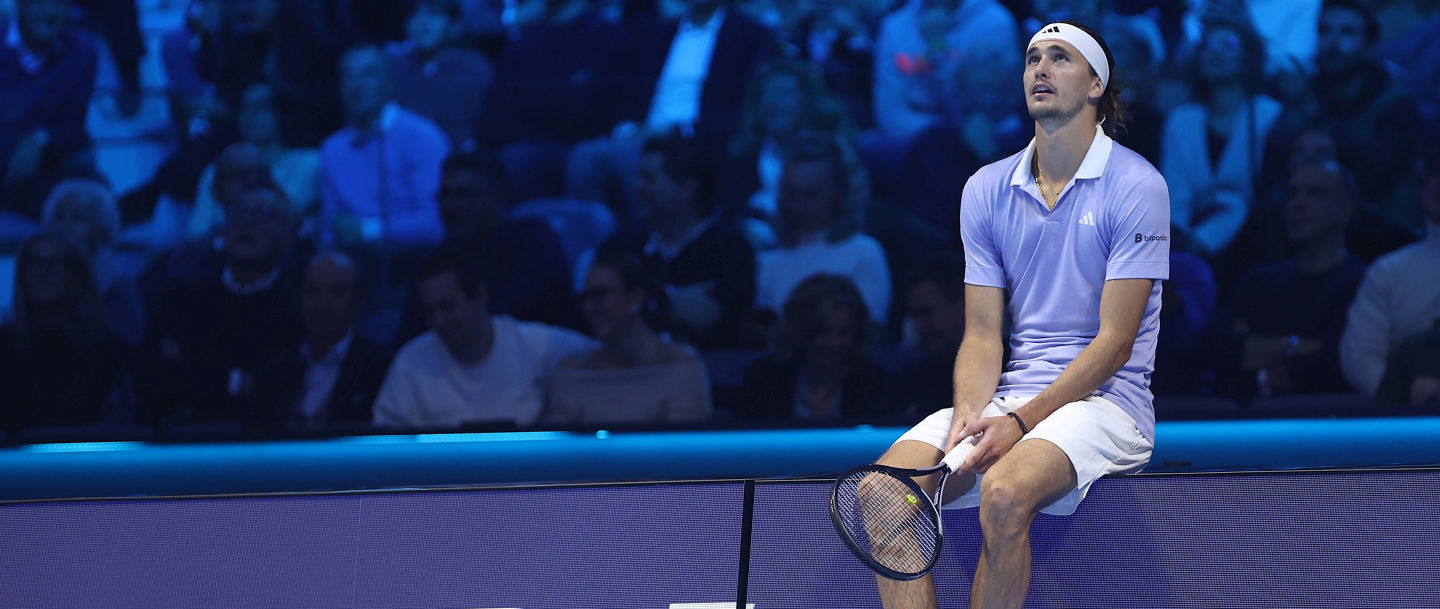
[1034,157,1057,210]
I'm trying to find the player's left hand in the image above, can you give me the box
[955,414,1024,474]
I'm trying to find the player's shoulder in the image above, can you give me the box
[1107,140,1165,183]
[1104,141,1169,199]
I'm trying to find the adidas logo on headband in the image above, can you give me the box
[1027,23,1110,91]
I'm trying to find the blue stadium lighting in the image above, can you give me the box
[20,441,148,454]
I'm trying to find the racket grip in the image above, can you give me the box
[939,441,972,473]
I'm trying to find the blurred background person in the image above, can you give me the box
[0,230,133,435]
[735,273,889,421]
[754,136,890,326]
[720,58,856,247]
[387,0,494,151]
[631,130,756,349]
[888,251,966,420]
[1342,148,1440,396]
[187,83,322,241]
[544,245,711,425]
[321,44,449,252]
[373,245,595,429]
[41,178,145,346]
[1205,158,1364,399]
[1,0,98,227]
[141,185,303,425]
[248,251,392,432]
[1161,18,1281,260]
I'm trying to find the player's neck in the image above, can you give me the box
[1033,117,1096,188]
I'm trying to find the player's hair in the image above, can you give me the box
[1060,21,1126,137]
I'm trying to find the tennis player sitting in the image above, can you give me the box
[874,21,1169,609]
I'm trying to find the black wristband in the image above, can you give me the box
[1007,411,1030,435]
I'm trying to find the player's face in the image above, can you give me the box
[579,266,638,341]
[418,271,486,354]
[1024,40,1101,126]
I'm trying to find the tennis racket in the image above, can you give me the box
[829,445,970,580]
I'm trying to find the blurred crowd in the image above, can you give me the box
[1,0,1439,440]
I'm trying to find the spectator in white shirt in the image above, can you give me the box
[373,245,597,429]
[1341,148,1440,395]
[755,136,891,324]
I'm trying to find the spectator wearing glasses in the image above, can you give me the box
[544,245,711,425]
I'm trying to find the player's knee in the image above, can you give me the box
[978,475,1039,533]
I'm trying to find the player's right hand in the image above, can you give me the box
[944,409,981,453]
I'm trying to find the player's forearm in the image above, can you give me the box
[952,335,1004,418]
[1016,331,1134,425]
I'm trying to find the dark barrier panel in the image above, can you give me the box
[747,470,1440,608]
[0,483,745,609]
[4,470,1440,608]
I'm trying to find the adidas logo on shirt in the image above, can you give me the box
[1078,211,1096,226]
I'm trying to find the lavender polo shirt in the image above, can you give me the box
[960,126,1170,441]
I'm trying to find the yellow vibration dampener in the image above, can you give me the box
[906,494,918,504]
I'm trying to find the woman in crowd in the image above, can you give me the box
[41,179,146,345]
[753,136,890,324]
[1160,18,1282,258]
[0,231,133,435]
[544,245,711,426]
[736,273,889,422]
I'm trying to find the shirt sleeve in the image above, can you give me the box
[1104,171,1171,281]
[850,235,893,323]
[383,120,450,246]
[1341,263,1394,395]
[372,349,421,428]
[960,174,1005,288]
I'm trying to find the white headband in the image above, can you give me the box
[1027,22,1109,91]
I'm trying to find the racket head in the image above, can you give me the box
[829,463,944,581]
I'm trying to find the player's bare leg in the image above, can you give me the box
[971,438,1076,609]
[872,440,978,609]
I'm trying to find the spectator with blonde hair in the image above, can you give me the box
[42,179,145,345]
[754,136,891,324]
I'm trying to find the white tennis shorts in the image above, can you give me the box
[894,395,1153,515]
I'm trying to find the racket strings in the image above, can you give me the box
[834,471,939,574]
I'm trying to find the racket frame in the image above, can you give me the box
[828,461,953,581]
